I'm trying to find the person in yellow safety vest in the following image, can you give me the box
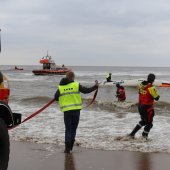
[54,71,99,153]
[0,72,10,104]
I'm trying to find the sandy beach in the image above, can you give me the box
[8,141,170,170]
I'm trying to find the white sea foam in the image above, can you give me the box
[9,102,170,153]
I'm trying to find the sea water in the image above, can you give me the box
[2,65,170,153]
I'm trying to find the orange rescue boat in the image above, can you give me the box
[32,53,71,75]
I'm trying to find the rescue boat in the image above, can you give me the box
[32,53,71,75]
[14,66,23,71]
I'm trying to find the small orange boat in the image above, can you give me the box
[32,53,71,75]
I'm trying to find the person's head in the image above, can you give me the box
[66,71,75,81]
[109,73,112,76]
[147,73,155,83]
[0,72,3,84]
[116,83,120,88]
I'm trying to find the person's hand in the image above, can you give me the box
[95,80,99,87]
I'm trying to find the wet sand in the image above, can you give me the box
[8,141,170,170]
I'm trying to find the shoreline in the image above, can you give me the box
[8,141,170,170]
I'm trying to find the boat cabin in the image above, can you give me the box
[40,54,56,70]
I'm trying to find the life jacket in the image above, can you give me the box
[58,82,82,112]
[117,88,126,101]
[0,75,10,104]
[139,83,154,105]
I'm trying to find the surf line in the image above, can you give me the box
[8,98,55,130]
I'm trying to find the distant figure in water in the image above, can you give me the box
[116,83,126,102]
[129,73,160,140]
[14,66,18,70]
[106,73,112,82]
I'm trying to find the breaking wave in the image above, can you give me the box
[9,96,170,116]
[84,99,170,115]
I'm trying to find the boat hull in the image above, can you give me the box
[32,69,70,75]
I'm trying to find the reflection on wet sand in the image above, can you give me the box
[137,153,152,170]
[64,154,76,170]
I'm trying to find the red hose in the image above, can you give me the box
[9,85,99,130]
[85,87,98,107]
[9,98,55,130]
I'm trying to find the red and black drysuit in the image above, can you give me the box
[116,86,126,102]
[130,81,160,138]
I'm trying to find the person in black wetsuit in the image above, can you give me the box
[106,73,112,82]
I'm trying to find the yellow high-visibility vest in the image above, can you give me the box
[0,75,10,89]
[58,82,82,112]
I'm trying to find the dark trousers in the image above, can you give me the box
[64,110,80,143]
[138,105,154,135]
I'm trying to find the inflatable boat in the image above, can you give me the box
[101,79,170,87]
[14,68,23,71]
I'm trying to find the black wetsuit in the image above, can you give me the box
[106,75,112,82]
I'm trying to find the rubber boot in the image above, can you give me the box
[70,140,75,151]
[64,142,71,154]
[142,131,148,140]
[129,124,142,137]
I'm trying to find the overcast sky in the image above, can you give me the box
[1,0,170,66]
